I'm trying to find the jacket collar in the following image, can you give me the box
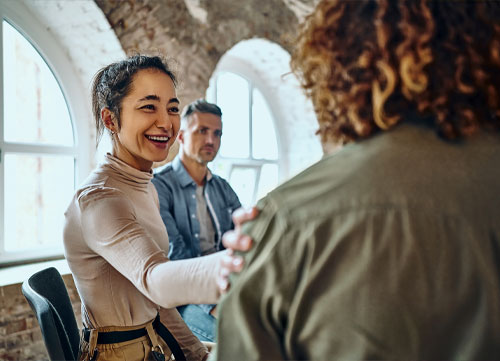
[172,155,212,188]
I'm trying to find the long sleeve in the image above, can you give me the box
[222,178,241,214]
[79,186,222,309]
[222,178,242,235]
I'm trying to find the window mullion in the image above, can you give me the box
[248,82,253,161]
[216,156,278,166]
[2,142,77,155]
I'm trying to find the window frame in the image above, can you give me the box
[0,1,90,266]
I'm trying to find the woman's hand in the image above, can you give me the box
[217,207,258,293]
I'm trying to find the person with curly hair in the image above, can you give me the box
[215,1,500,360]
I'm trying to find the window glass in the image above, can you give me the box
[252,88,278,160]
[209,158,231,180]
[4,154,74,251]
[217,72,250,158]
[256,163,278,201]
[3,20,73,146]
[229,166,257,208]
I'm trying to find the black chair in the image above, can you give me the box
[22,267,80,361]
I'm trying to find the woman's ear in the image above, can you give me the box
[101,108,117,134]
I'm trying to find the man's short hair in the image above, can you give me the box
[181,99,222,128]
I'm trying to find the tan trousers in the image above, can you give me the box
[78,317,174,361]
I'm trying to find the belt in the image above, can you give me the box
[83,325,147,344]
[83,315,185,360]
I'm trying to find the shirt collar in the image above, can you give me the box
[172,155,213,187]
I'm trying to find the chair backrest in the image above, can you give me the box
[22,267,80,361]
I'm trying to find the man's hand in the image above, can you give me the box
[217,207,258,293]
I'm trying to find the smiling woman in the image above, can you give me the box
[62,55,241,361]
[101,68,180,171]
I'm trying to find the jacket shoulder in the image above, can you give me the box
[152,163,175,181]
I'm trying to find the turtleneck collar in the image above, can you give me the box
[103,153,153,187]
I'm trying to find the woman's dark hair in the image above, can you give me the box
[91,54,177,146]
[291,0,500,145]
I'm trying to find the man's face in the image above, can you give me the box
[179,112,222,165]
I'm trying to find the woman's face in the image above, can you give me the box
[111,68,180,171]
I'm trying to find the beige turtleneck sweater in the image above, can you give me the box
[63,154,221,358]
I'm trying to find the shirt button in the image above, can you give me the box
[192,194,196,199]
[195,233,199,238]
[191,214,196,219]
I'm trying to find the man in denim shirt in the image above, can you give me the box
[152,99,241,342]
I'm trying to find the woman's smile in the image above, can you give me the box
[145,134,171,149]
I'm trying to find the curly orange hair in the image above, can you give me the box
[291,0,500,145]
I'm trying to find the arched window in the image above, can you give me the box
[206,38,322,208]
[207,72,280,207]
[0,6,88,265]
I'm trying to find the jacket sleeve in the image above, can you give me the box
[217,179,242,242]
[223,178,242,213]
[152,176,192,260]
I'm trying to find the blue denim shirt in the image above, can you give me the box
[152,156,241,261]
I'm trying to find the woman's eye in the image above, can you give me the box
[141,104,155,111]
[169,107,180,114]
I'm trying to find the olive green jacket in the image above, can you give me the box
[216,121,500,360]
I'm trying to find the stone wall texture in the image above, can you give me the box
[95,0,317,104]
[95,0,323,174]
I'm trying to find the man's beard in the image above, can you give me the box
[196,152,216,164]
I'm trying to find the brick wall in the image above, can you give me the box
[95,0,307,105]
[0,274,82,361]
